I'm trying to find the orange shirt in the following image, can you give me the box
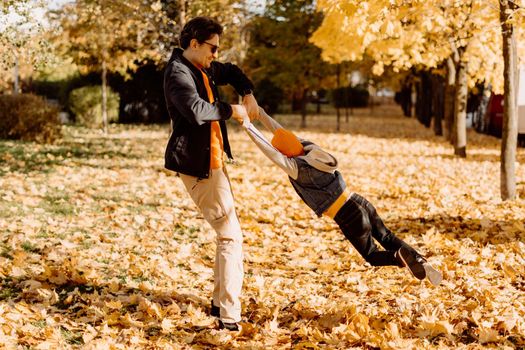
[201,70,224,169]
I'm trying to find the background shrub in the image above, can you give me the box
[332,85,370,108]
[68,85,119,127]
[254,79,284,115]
[0,94,62,143]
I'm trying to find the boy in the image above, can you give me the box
[238,108,442,286]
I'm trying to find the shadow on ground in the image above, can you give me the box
[0,138,157,174]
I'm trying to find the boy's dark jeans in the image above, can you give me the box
[334,193,416,266]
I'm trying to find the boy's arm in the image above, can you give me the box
[257,107,308,143]
[257,107,284,132]
[242,121,299,180]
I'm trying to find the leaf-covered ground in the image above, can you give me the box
[1,105,524,349]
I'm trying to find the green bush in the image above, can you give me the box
[0,93,62,143]
[68,85,119,127]
[332,85,370,108]
[31,72,102,109]
[254,79,284,115]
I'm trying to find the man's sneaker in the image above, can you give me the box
[423,262,443,286]
[210,300,220,318]
[218,320,240,331]
[396,246,426,280]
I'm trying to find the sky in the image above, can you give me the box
[1,0,69,30]
[1,0,266,32]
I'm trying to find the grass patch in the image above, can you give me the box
[91,191,125,202]
[60,326,84,345]
[81,240,93,249]
[0,201,22,218]
[145,326,162,338]
[21,241,40,253]
[41,192,75,216]
[31,320,47,328]
[35,228,51,239]
[0,129,141,175]
[132,275,150,283]
[118,275,127,284]
[0,243,13,260]
[173,223,200,240]
[126,202,161,214]
[0,278,21,301]
[0,143,59,175]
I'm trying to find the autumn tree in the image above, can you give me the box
[311,0,525,199]
[499,0,521,200]
[0,0,52,93]
[245,0,335,127]
[159,0,250,67]
[52,0,175,133]
[311,1,505,156]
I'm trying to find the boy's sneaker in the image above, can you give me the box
[210,301,220,318]
[218,320,240,331]
[396,246,426,280]
[423,262,443,286]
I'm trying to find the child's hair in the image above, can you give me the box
[271,128,304,157]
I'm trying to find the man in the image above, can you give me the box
[163,17,258,331]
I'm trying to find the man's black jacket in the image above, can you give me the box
[163,48,254,178]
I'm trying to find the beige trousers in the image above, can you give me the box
[179,167,243,323]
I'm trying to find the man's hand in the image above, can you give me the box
[242,94,260,121]
[231,104,250,126]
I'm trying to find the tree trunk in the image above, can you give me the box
[291,93,301,112]
[410,84,416,117]
[400,81,411,117]
[179,0,186,27]
[343,75,349,123]
[336,64,341,131]
[13,56,20,95]
[477,88,491,133]
[300,88,308,128]
[415,73,423,123]
[499,0,518,200]
[432,73,444,136]
[168,0,187,136]
[415,72,433,127]
[336,103,341,131]
[421,72,432,127]
[370,87,375,114]
[454,59,468,157]
[341,64,349,122]
[101,59,108,134]
[444,57,456,142]
[344,93,349,123]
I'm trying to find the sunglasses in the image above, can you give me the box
[202,41,219,54]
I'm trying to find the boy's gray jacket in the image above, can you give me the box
[244,111,346,216]
[289,156,346,216]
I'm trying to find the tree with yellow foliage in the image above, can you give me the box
[499,0,522,200]
[311,0,525,200]
[52,0,174,134]
[0,0,52,93]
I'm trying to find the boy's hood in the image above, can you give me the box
[298,143,338,173]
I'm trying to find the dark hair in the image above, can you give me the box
[179,17,223,49]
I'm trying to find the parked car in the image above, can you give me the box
[483,68,525,145]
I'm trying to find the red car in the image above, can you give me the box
[485,94,525,141]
